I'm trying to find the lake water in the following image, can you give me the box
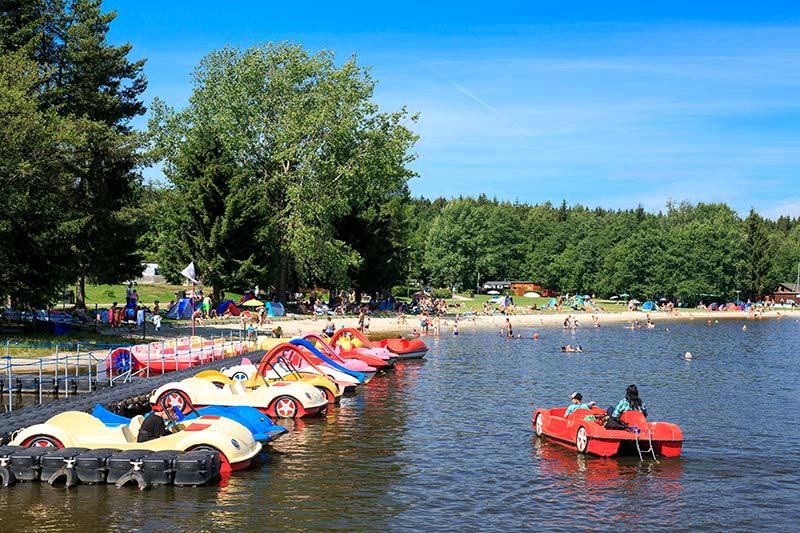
[1,318,798,531]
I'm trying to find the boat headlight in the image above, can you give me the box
[230,439,240,449]
[305,392,312,399]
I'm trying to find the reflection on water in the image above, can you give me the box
[0,319,799,530]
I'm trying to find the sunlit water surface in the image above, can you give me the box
[1,318,798,531]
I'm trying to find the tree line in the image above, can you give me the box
[2,1,798,309]
[411,197,800,301]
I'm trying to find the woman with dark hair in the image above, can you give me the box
[608,384,648,418]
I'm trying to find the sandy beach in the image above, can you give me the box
[148,308,799,341]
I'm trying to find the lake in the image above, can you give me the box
[1,317,798,531]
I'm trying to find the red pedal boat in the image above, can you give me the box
[331,328,428,360]
[532,406,683,458]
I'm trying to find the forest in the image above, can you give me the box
[2,1,799,309]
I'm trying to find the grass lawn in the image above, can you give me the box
[82,283,243,306]
[0,329,137,358]
[441,294,630,313]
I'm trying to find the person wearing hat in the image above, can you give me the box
[565,392,595,416]
[137,404,170,442]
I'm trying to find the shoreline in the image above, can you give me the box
[145,309,798,340]
[5,308,795,366]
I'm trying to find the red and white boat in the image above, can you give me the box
[331,328,428,360]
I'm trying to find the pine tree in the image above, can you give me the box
[742,209,774,299]
[0,50,77,307]
[51,0,147,307]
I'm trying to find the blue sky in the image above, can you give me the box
[106,1,800,218]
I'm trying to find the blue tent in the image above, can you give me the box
[641,301,658,311]
[166,297,196,320]
[265,302,285,317]
[216,299,240,316]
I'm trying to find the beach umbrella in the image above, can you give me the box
[241,299,265,308]
[619,293,630,298]
[487,290,500,295]
[630,299,641,305]
[524,291,541,298]
[659,297,669,302]
[609,295,619,300]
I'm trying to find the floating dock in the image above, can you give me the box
[0,350,270,490]
[0,445,221,489]
[0,350,267,443]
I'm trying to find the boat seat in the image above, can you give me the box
[120,426,135,443]
[230,381,247,395]
[122,415,145,442]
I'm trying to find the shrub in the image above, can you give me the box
[431,287,453,299]
[391,285,415,297]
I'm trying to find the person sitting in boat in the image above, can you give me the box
[137,404,170,442]
[565,392,595,415]
[608,384,648,418]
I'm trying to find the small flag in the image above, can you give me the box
[180,262,198,284]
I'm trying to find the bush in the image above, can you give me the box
[391,285,416,297]
[431,287,453,299]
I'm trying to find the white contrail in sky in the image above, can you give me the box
[449,81,501,116]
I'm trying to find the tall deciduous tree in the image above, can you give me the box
[149,43,417,299]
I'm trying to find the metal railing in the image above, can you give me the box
[1,331,248,413]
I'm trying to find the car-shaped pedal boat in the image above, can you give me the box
[151,376,327,419]
[290,338,381,377]
[197,357,342,405]
[331,328,428,360]
[91,403,288,444]
[9,410,261,472]
[279,341,371,385]
[215,349,362,391]
[327,328,396,360]
[302,333,395,370]
[532,406,683,458]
